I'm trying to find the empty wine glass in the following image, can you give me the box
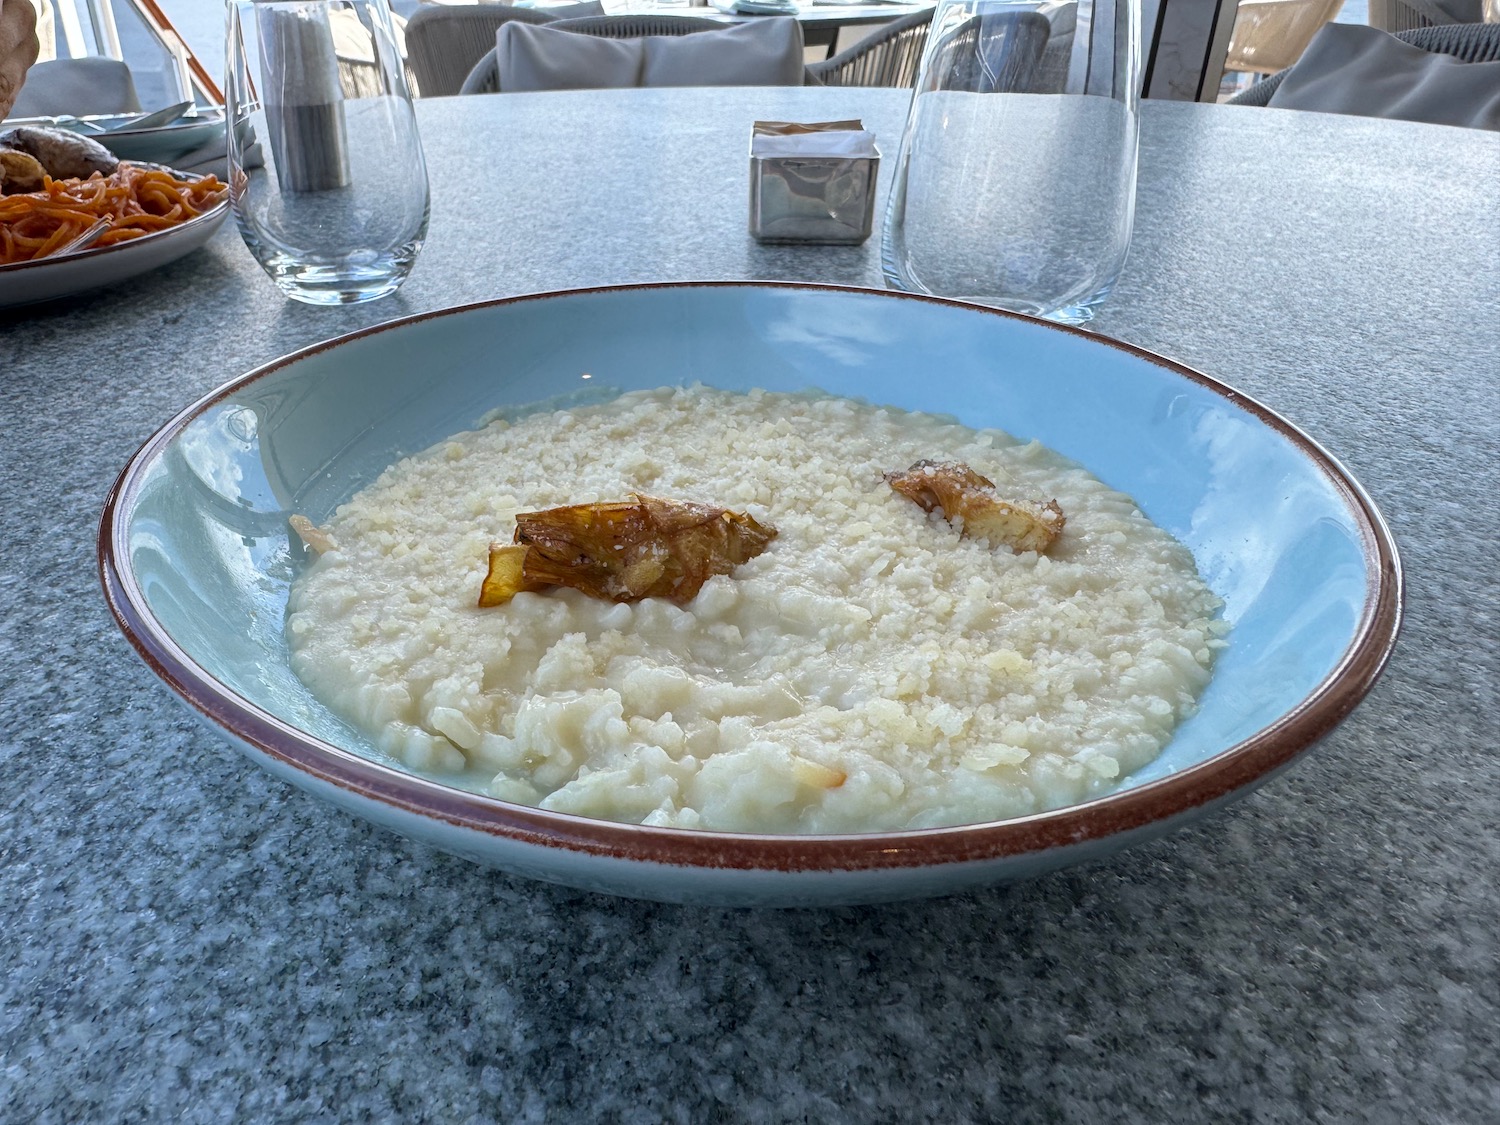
[226,0,429,305]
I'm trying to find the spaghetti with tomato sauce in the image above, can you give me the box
[0,163,227,265]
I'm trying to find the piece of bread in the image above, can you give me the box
[0,147,47,194]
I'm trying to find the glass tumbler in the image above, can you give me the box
[882,0,1141,325]
[227,0,429,305]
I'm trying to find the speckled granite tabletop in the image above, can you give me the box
[2,89,1497,1123]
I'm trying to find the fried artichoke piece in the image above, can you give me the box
[885,460,1065,554]
[478,544,547,607]
[478,495,776,607]
[289,514,337,555]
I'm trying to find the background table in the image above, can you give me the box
[3,88,1498,1122]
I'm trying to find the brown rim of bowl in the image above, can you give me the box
[97,281,1404,874]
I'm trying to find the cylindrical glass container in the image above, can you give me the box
[226,0,429,305]
[882,0,1141,325]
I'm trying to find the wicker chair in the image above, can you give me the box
[1228,21,1500,105]
[459,15,819,93]
[1369,0,1485,32]
[928,11,1054,93]
[544,14,730,39]
[405,4,559,97]
[1222,0,1344,79]
[806,10,934,87]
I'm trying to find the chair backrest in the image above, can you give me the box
[8,57,143,118]
[807,10,934,88]
[1227,21,1500,105]
[1223,0,1345,76]
[1402,18,1500,59]
[405,4,558,97]
[1370,0,1485,29]
[927,12,1055,93]
[548,15,727,38]
[461,15,816,93]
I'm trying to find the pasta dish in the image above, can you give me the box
[0,164,227,266]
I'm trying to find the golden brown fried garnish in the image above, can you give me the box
[289,514,337,555]
[478,544,546,606]
[478,495,777,607]
[885,460,1064,554]
[0,149,46,195]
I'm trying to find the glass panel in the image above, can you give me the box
[150,0,422,89]
[113,2,191,106]
[19,0,221,110]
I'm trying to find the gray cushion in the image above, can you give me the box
[9,57,142,118]
[495,18,805,92]
[1268,23,1500,131]
[499,23,640,91]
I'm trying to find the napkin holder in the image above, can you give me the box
[749,120,879,245]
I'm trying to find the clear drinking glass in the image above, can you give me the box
[882,0,1141,325]
[227,0,429,305]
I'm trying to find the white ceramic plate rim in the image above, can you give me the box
[1,107,224,136]
[0,189,226,276]
[0,164,227,309]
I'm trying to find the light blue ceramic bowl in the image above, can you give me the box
[100,284,1401,906]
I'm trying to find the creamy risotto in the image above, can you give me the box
[286,387,1226,833]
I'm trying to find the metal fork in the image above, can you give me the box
[44,218,111,259]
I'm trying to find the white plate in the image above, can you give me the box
[2,110,227,164]
[97,115,227,165]
[0,195,228,310]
